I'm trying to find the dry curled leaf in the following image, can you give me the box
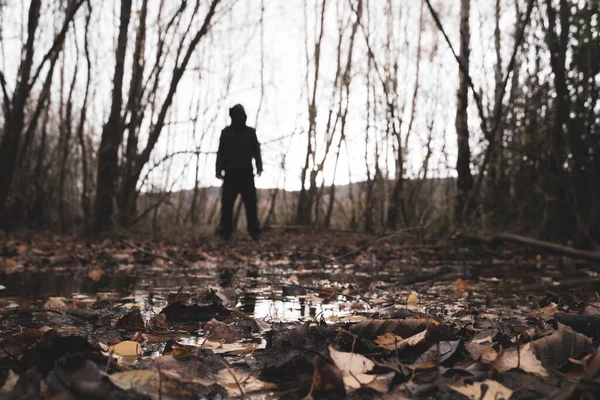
[350,319,429,340]
[449,379,513,400]
[216,368,276,397]
[88,268,104,282]
[492,342,548,377]
[204,318,240,343]
[532,322,593,370]
[44,297,67,310]
[111,341,142,357]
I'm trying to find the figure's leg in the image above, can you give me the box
[219,176,237,239]
[240,172,260,239]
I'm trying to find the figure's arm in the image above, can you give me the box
[252,130,263,175]
[216,130,225,179]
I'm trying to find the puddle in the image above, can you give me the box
[0,269,350,324]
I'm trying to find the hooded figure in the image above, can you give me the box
[216,104,262,240]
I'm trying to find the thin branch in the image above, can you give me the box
[0,70,9,114]
[423,0,490,139]
[123,240,193,268]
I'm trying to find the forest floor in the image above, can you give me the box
[0,230,599,399]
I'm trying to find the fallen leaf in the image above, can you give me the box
[1,258,20,274]
[216,368,276,397]
[132,331,145,343]
[88,268,104,282]
[150,313,167,329]
[492,342,548,377]
[374,332,403,349]
[203,318,240,343]
[328,345,374,376]
[453,278,471,294]
[44,297,67,310]
[202,340,258,355]
[116,309,145,330]
[481,347,499,364]
[414,340,460,365]
[350,319,429,340]
[407,293,419,305]
[109,369,211,399]
[111,341,142,357]
[465,342,485,360]
[0,370,19,392]
[532,322,593,369]
[449,379,513,400]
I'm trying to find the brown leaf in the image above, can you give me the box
[350,319,430,340]
[531,322,593,370]
[203,318,240,343]
[0,370,19,392]
[132,332,145,343]
[307,356,346,396]
[481,347,499,364]
[109,369,210,399]
[374,332,403,349]
[216,368,276,397]
[88,268,104,282]
[111,341,142,357]
[116,309,145,330]
[150,313,167,329]
[44,297,67,310]
[492,343,548,377]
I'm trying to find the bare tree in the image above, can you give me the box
[0,0,85,222]
[93,0,133,233]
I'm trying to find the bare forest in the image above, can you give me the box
[0,0,599,399]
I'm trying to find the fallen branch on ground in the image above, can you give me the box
[457,233,600,264]
[123,240,193,268]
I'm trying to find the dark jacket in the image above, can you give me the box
[216,105,263,177]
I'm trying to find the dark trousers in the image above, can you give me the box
[219,169,260,238]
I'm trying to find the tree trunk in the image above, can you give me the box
[78,5,93,230]
[118,0,221,227]
[0,0,41,219]
[118,0,148,225]
[455,0,474,221]
[93,0,132,233]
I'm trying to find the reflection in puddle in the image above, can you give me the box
[251,297,345,321]
[0,270,350,323]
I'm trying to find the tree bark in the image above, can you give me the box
[0,0,41,220]
[455,0,474,221]
[118,0,221,227]
[93,0,133,233]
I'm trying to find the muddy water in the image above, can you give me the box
[1,260,598,326]
[0,267,349,323]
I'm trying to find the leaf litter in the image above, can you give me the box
[0,231,599,399]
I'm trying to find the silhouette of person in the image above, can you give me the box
[216,104,262,240]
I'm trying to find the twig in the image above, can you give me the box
[218,357,246,398]
[123,240,193,268]
[334,226,425,261]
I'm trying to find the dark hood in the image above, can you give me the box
[229,104,247,128]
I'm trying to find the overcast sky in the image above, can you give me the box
[0,0,520,191]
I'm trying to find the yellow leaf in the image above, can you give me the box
[407,293,419,305]
[112,341,142,357]
[374,332,403,348]
[481,347,499,364]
